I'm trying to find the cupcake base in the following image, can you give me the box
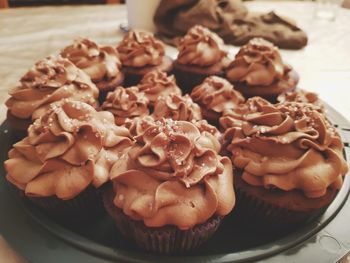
[234,171,337,229]
[24,185,105,222]
[6,110,31,141]
[103,187,222,254]
[232,69,299,103]
[173,60,227,94]
[96,72,125,104]
[200,108,221,127]
[123,56,173,87]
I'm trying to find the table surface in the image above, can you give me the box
[1,1,350,122]
[0,2,350,262]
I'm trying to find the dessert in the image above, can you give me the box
[117,30,173,86]
[191,76,245,126]
[137,70,181,107]
[61,38,124,103]
[103,118,235,253]
[152,94,202,121]
[4,100,133,219]
[225,38,299,102]
[223,97,348,226]
[173,25,229,93]
[5,56,99,138]
[192,119,222,154]
[277,89,324,113]
[101,86,150,126]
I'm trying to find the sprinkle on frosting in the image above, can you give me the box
[138,70,182,105]
[191,76,245,115]
[4,100,133,199]
[6,56,99,120]
[277,89,324,113]
[177,25,227,67]
[152,94,202,122]
[226,38,289,86]
[61,38,123,85]
[101,86,150,126]
[109,118,235,229]
[117,30,165,67]
[223,97,348,198]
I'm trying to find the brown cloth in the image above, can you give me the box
[154,0,308,50]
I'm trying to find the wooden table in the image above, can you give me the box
[0,2,350,261]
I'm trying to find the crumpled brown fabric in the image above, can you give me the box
[154,0,308,49]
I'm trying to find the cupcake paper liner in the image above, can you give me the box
[123,56,174,87]
[232,69,299,103]
[174,67,225,95]
[25,185,105,222]
[103,187,222,254]
[234,172,335,230]
[96,73,125,104]
[6,110,31,141]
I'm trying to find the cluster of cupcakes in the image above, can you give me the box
[3,25,348,254]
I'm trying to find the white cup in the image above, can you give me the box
[126,0,162,32]
[314,0,342,21]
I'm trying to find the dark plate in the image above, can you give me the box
[1,103,350,263]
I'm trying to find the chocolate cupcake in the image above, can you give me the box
[103,118,235,253]
[5,56,99,139]
[4,99,133,220]
[223,97,348,227]
[174,25,229,93]
[277,89,324,113]
[226,38,299,102]
[191,76,245,126]
[152,94,202,121]
[61,38,124,103]
[101,86,150,126]
[191,119,222,155]
[117,30,173,86]
[137,70,181,107]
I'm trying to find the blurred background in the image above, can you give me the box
[0,0,124,8]
[1,0,349,10]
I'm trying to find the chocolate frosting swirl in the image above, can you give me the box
[138,70,181,105]
[101,86,150,125]
[152,94,202,122]
[191,119,222,154]
[224,97,348,198]
[226,38,288,86]
[61,38,123,84]
[117,30,165,67]
[5,100,133,199]
[191,76,245,114]
[124,115,156,138]
[277,89,324,113]
[6,56,99,120]
[109,118,235,229]
[220,96,271,131]
[177,25,227,66]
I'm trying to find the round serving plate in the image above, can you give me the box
[1,103,350,263]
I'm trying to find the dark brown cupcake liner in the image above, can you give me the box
[234,172,334,230]
[174,67,225,95]
[6,110,31,141]
[123,56,173,87]
[23,185,105,222]
[231,69,299,103]
[200,108,221,127]
[123,73,146,88]
[103,187,222,254]
[96,72,125,104]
